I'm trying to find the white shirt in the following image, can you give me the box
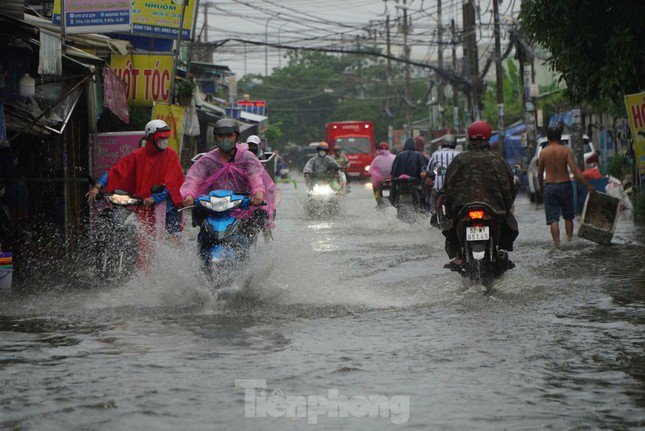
[427,147,460,192]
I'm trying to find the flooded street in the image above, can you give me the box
[1,178,644,430]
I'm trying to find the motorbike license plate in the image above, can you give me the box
[466,226,489,241]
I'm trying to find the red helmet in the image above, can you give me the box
[378,142,389,150]
[467,120,492,141]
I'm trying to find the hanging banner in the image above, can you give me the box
[151,103,186,154]
[93,131,145,176]
[131,0,197,40]
[103,66,130,124]
[110,53,172,106]
[52,0,131,34]
[625,92,645,176]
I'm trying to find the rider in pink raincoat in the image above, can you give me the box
[181,119,280,238]
[368,142,396,202]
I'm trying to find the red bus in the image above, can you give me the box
[326,121,375,177]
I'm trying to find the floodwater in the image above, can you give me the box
[1,177,644,430]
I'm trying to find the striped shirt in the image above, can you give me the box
[427,147,460,192]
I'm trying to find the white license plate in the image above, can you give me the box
[466,226,489,241]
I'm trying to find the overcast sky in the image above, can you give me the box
[195,0,521,78]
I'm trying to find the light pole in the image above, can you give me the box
[265,16,273,77]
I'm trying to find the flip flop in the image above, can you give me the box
[443,261,463,272]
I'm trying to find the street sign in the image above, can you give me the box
[53,0,131,34]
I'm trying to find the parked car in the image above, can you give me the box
[526,134,598,203]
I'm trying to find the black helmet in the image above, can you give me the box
[442,134,457,148]
[214,118,239,135]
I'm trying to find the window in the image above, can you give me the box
[334,137,371,154]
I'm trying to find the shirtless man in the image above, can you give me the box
[538,127,594,246]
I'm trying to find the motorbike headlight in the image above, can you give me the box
[199,200,214,210]
[311,184,334,196]
[107,194,137,205]
[210,196,241,212]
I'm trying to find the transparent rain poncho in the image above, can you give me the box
[180,144,281,225]
[369,148,396,188]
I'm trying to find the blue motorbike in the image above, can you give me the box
[189,190,268,281]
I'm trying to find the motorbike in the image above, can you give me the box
[187,190,266,284]
[430,166,448,227]
[93,190,143,281]
[390,175,423,222]
[305,167,345,217]
[454,202,513,292]
[91,182,167,282]
[376,178,392,208]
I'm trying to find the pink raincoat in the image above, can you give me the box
[180,144,281,226]
[369,149,396,189]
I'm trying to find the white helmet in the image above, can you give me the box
[246,135,262,145]
[145,119,171,138]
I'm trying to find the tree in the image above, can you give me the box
[520,0,645,111]
[482,59,523,126]
[239,51,436,146]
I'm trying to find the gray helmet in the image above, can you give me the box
[442,134,457,148]
[214,118,239,135]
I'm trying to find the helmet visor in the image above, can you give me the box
[155,130,172,139]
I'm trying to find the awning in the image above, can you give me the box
[239,111,268,123]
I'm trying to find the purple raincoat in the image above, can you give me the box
[369,149,396,189]
[181,144,281,226]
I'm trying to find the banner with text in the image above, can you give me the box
[625,92,645,176]
[131,0,197,40]
[111,53,172,106]
[151,103,186,154]
[53,0,131,34]
[93,131,145,176]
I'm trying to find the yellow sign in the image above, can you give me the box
[131,0,197,39]
[110,53,173,106]
[151,103,186,154]
[625,92,645,175]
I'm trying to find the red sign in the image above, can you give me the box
[93,131,145,176]
[102,66,130,124]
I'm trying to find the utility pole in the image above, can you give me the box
[436,0,445,129]
[451,19,459,132]
[462,0,480,122]
[402,0,413,137]
[385,12,394,146]
[356,35,364,99]
[493,0,504,152]
[265,16,273,77]
[168,0,188,105]
[203,3,208,43]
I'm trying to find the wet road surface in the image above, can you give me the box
[1,177,643,429]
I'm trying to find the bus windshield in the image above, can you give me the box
[334,137,371,154]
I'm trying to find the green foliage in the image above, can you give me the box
[175,78,196,99]
[239,51,438,146]
[633,192,645,219]
[520,0,645,110]
[606,152,630,180]
[482,59,524,125]
[265,123,283,149]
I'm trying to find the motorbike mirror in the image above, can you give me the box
[151,184,166,194]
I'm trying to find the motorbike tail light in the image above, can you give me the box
[468,210,484,219]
